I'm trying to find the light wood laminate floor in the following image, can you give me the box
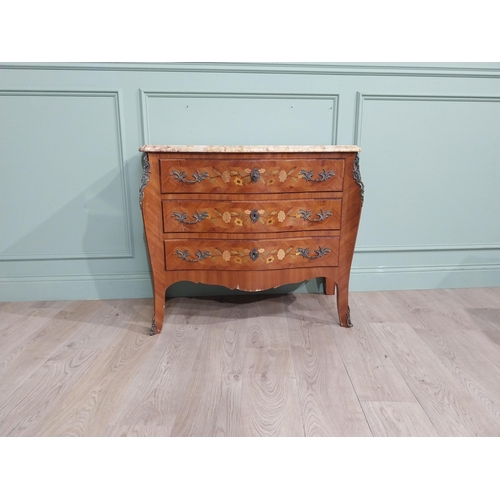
[1,287,500,437]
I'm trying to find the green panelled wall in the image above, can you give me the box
[1,63,499,301]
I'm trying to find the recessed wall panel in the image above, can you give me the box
[355,95,500,249]
[0,91,131,260]
[142,93,338,145]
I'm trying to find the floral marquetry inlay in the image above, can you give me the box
[165,201,340,234]
[211,245,295,265]
[165,237,339,272]
[159,156,348,196]
[211,206,302,228]
[212,163,338,188]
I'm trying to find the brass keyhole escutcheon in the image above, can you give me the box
[249,248,259,261]
[250,209,260,223]
[250,168,260,183]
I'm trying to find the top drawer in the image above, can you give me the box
[159,158,345,194]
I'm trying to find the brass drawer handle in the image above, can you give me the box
[174,249,211,262]
[298,209,332,222]
[296,246,331,259]
[171,169,209,183]
[300,168,335,182]
[172,211,209,224]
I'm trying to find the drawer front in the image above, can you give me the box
[163,199,342,233]
[160,159,344,194]
[165,237,339,271]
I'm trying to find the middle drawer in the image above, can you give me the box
[162,199,342,233]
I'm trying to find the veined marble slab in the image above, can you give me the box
[139,145,361,153]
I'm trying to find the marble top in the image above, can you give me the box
[139,145,361,153]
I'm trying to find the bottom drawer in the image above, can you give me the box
[165,237,339,271]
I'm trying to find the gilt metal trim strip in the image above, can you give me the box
[346,306,353,327]
[149,316,157,336]
[139,153,150,209]
[353,153,364,206]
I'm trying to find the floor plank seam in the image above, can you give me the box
[332,322,375,437]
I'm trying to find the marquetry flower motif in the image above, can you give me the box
[258,248,265,253]
[234,177,243,186]
[222,250,231,262]
[266,256,274,264]
[277,210,286,223]
[279,170,287,182]
[234,218,243,226]
[222,211,231,223]
[234,256,243,264]
[266,217,274,225]
[277,249,286,260]
[222,171,231,183]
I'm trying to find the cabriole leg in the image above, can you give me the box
[150,285,166,335]
[336,280,353,328]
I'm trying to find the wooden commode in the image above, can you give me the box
[139,145,364,335]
